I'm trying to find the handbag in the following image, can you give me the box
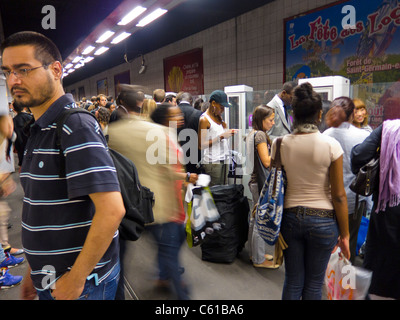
[350,150,379,211]
[350,154,379,197]
[255,137,286,246]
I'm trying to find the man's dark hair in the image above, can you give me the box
[282,81,297,94]
[1,31,62,65]
[116,84,145,113]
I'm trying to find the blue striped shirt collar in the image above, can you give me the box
[34,93,75,129]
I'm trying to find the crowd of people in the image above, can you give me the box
[0,30,399,301]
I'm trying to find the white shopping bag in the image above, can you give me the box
[325,248,372,300]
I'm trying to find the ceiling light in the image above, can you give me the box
[136,8,167,27]
[96,30,115,43]
[82,45,95,55]
[111,32,131,44]
[75,63,84,69]
[72,56,82,63]
[118,6,147,26]
[64,63,73,69]
[83,56,94,63]
[67,69,75,73]
[94,46,109,56]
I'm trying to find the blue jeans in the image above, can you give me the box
[281,211,338,300]
[37,261,120,300]
[147,222,189,300]
[0,246,5,264]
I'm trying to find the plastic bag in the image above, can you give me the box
[324,248,372,300]
[185,186,221,247]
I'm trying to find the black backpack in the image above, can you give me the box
[55,108,154,241]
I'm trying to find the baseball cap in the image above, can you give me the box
[209,90,231,108]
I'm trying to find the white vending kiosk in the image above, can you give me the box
[298,76,350,100]
[224,85,254,200]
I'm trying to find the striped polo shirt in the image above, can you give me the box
[20,94,121,291]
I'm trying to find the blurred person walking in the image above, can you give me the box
[108,86,194,299]
[150,103,197,298]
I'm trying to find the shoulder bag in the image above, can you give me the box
[255,137,286,246]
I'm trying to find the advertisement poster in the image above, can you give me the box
[285,0,400,126]
[164,48,204,95]
[97,78,108,96]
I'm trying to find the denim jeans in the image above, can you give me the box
[281,210,338,300]
[147,222,189,300]
[0,246,5,264]
[37,261,120,300]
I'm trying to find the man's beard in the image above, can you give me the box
[11,75,55,109]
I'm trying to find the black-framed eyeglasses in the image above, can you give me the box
[0,64,49,79]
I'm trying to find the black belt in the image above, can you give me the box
[285,206,335,219]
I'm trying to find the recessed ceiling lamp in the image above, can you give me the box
[72,56,82,63]
[136,8,168,27]
[118,6,147,26]
[83,56,94,63]
[64,63,74,69]
[82,45,96,55]
[96,30,115,43]
[94,47,109,56]
[111,32,131,44]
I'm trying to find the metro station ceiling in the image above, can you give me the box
[0,0,272,86]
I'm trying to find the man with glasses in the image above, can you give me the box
[0,31,125,300]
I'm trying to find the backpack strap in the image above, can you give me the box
[55,108,97,177]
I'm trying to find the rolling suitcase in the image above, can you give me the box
[200,184,249,263]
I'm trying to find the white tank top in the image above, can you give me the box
[202,113,229,163]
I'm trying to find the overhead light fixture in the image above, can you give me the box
[136,8,168,27]
[72,56,82,63]
[111,32,131,44]
[96,30,115,43]
[94,46,109,56]
[67,68,75,73]
[82,45,95,55]
[83,56,94,63]
[75,63,84,69]
[64,63,74,69]
[118,6,147,26]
